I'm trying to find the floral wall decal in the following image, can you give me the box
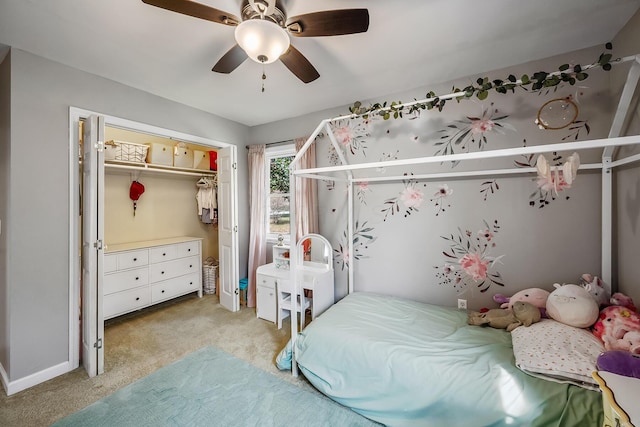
[434,103,516,157]
[329,119,371,157]
[356,181,370,205]
[435,219,505,293]
[479,180,500,201]
[430,184,453,216]
[380,175,427,221]
[334,220,376,271]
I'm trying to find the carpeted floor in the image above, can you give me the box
[0,294,344,427]
[51,346,377,427]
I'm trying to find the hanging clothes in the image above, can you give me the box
[196,177,217,225]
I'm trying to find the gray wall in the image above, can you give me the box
[612,9,640,303]
[250,44,621,310]
[0,50,10,375]
[4,48,250,383]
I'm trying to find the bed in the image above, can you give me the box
[278,291,603,426]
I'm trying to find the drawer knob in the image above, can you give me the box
[161,271,165,275]
[135,297,140,301]
[188,248,191,252]
[189,264,193,268]
[189,281,193,285]
[162,253,166,256]
[135,277,139,280]
[133,257,137,262]
[161,290,165,293]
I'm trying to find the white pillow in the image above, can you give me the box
[510,319,604,390]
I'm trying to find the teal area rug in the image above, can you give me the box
[52,346,378,427]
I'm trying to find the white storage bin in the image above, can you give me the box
[174,143,194,169]
[147,143,173,166]
[193,150,210,170]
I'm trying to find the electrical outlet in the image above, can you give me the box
[457,298,467,310]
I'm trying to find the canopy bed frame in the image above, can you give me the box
[281,53,640,426]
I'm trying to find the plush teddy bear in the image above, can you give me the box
[546,283,599,328]
[592,305,640,352]
[493,288,550,317]
[468,301,541,332]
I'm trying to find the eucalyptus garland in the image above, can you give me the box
[349,43,616,120]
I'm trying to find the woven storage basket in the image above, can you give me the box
[105,140,149,163]
[203,257,218,295]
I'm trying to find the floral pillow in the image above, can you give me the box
[510,319,604,390]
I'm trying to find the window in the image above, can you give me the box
[266,145,295,242]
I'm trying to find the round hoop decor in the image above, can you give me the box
[535,97,579,130]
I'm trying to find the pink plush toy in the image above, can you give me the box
[592,306,640,352]
[493,288,550,317]
[579,274,610,307]
[610,292,637,312]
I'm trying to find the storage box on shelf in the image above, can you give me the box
[193,150,210,170]
[104,237,203,319]
[104,140,149,163]
[147,142,174,166]
[173,143,194,169]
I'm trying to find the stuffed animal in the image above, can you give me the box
[493,288,550,317]
[592,305,640,352]
[610,292,637,312]
[468,301,541,332]
[546,283,599,328]
[597,350,640,379]
[579,274,610,307]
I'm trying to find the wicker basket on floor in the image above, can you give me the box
[203,257,218,295]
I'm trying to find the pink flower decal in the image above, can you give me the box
[459,253,489,280]
[400,187,424,209]
[334,126,354,146]
[435,219,504,293]
[470,118,495,134]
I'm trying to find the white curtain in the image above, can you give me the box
[247,144,266,308]
[294,137,319,239]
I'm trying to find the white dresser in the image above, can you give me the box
[104,237,203,320]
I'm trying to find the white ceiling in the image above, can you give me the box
[1,0,639,127]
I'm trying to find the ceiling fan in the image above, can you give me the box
[141,0,370,83]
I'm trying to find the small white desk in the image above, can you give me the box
[255,263,334,326]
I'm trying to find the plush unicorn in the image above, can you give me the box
[579,274,610,307]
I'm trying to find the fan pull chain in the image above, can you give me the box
[261,63,266,93]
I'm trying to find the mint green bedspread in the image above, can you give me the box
[292,292,602,427]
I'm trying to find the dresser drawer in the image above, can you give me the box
[149,244,178,264]
[104,254,118,273]
[116,249,149,270]
[149,255,200,282]
[177,240,200,258]
[104,267,149,295]
[151,272,200,303]
[104,286,151,319]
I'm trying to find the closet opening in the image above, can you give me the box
[71,108,239,377]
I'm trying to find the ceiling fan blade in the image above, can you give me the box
[280,45,320,84]
[286,9,369,37]
[142,0,240,25]
[212,45,248,73]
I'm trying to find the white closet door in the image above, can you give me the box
[82,114,105,377]
[218,146,239,312]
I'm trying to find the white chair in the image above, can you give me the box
[277,278,312,330]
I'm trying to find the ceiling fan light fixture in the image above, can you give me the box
[234,19,290,64]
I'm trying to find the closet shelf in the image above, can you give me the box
[105,160,217,177]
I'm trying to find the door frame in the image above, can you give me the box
[68,107,239,370]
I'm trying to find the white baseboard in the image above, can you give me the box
[0,361,8,395]
[1,361,72,396]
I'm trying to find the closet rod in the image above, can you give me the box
[245,139,292,149]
